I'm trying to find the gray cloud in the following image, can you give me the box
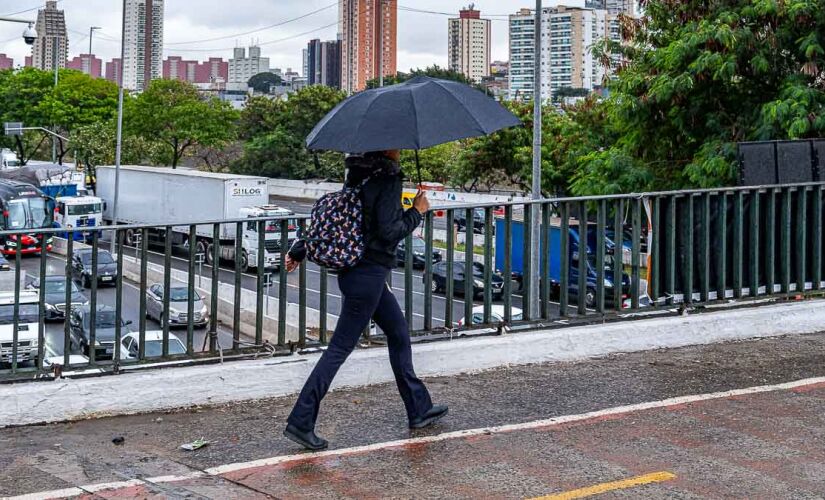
[1,0,525,73]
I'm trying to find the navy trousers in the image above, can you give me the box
[287,261,433,431]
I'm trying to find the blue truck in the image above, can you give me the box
[495,218,630,308]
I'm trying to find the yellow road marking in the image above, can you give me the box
[529,471,677,500]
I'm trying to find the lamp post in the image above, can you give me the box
[529,0,542,319]
[88,26,101,70]
[110,0,126,254]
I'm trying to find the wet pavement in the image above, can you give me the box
[4,331,825,498]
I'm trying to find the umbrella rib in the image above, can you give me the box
[431,79,488,137]
[408,87,421,151]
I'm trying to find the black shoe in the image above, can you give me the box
[283,424,329,451]
[409,405,449,429]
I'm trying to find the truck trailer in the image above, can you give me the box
[96,166,294,272]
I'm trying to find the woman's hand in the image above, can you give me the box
[413,191,430,214]
[285,254,300,273]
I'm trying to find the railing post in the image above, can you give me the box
[765,189,776,295]
[464,208,474,325]
[405,232,414,333]
[503,206,512,323]
[612,199,623,312]
[813,186,822,291]
[732,191,743,298]
[781,188,791,294]
[577,201,588,316]
[424,212,434,331]
[209,223,220,352]
[63,236,73,368]
[796,187,807,294]
[559,203,570,316]
[138,227,148,360]
[540,203,551,319]
[631,198,642,309]
[749,190,760,297]
[187,225,197,355]
[279,220,288,346]
[445,209,455,328]
[89,231,98,365]
[162,226,172,357]
[699,193,710,303]
[716,193,728,301]
[596,200,606,313]
[483,207,493,325]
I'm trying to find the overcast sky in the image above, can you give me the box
[0,0,535,73]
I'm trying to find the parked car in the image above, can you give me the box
[0,254,9,271]
[455,207,489,234]
[146,284,208,328]
[68,304,132,359]
[457,305,523,327]
[428,261,505,300]
[120,330,187,359]
[27,275,87,321]
[71,248,118,288]
[396,236,441,269]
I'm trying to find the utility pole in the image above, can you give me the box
[52,35,59,164]
[111,0,126,254]
[529,0,542,319]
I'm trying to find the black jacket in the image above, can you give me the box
[289,154,422,268]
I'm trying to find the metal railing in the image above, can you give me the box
[0,181,823,381]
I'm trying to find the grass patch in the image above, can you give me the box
[432,240,487,256]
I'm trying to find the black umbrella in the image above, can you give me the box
[306,76,522,184]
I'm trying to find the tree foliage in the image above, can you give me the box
[248,72,284,94]
[233,85,347,179]
[128,79,239,167]
[575,0,825,193]
[366,65,482,90]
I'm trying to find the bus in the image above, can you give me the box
[0,180,54,255]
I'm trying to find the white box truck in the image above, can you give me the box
[96,166,295,272]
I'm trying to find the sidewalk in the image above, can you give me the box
[4,331,825,498]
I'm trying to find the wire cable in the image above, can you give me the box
[2,0,66,17]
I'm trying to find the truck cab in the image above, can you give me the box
[238,205,297,272]
[0,290,41,366]
[55,195,104,241]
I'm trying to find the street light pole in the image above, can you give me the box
[88,26,101,68]
[110,0,126,254]
[52,35,59,163]
[529,0,542,319]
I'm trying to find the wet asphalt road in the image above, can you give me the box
[3,331,825,497]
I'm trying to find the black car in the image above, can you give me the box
[428,261,504,300]
[455,208,488,234]
[71,248,118,288]
[396,236,441,269]
[69,304,132,359]
[28,275,87,321]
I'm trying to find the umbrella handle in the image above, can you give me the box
[415,149,422,188]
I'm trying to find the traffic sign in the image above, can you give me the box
[4,122,22,136]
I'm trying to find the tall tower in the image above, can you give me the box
[31,1,68,71]
[123,0,165,91]
[448,4,491,83]
[340,0,397,93]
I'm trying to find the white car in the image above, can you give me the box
[120,330,187,359]
[457,305,524,327]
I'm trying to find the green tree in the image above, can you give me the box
[38,70,119,163]
[128,79,239,168]
[365,65,481,90]
[233,85,347,179]
[0,68,56,164]
[578,0,825,193]
[247,72,284,94]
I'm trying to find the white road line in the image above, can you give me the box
[10,375,825,499]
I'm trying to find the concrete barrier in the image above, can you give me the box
[3,298,825,427]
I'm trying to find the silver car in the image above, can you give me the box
[146,284,208,328]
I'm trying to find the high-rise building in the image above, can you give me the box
[508,9,535,101]
[67,54,103,78]
[123,0,165,91]
[24,56,33,67]
[306,39,342,89]
[339,0,397,93]
[31,1,68,71]
[0,54,13,70]
[448,5,491,83]
[105,58,123,86]
[508,6,621,101]
[228,46,270,84]
[163,56,228,84]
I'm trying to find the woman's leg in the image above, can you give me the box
[287,264,387,431]
[372,282,433,422]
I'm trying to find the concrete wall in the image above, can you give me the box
[3,299,825,427]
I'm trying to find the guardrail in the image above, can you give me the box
[0,181,823,381]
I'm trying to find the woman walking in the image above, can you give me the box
[282,150,448,451]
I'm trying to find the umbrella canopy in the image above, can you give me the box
[306,76,522,154]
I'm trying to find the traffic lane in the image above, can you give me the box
[5,332,825,497]
[137,244,535,330]
[15,255,240,361]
